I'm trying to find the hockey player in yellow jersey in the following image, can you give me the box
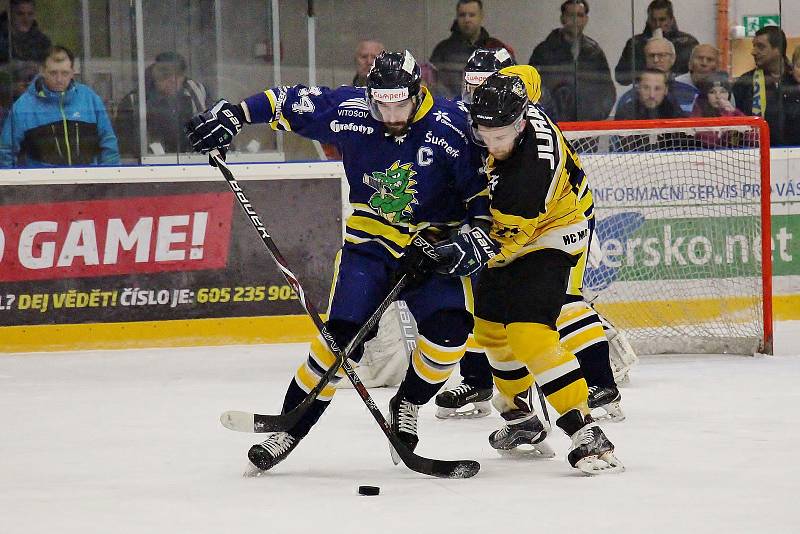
[436,54,630,423]
[431,70,624,475]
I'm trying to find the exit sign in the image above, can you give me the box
[743,15,781,37]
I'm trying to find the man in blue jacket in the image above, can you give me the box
[0,45,119,167]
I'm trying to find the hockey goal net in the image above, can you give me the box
[560,116,772,355]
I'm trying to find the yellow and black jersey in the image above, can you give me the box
[484,102,593,267]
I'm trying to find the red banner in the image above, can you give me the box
[0,193,233,282]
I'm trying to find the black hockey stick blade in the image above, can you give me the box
[395,442,480,479]
[220,273,409,433]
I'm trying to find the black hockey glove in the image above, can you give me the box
[433,226,499,277]
[184,99,246,156]
[399,231,447,281]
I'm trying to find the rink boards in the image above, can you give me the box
[1,154,799,352]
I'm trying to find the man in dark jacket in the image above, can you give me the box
[529,0,615,121]
[614,0,698,86]
[115,52,211,158]
[732,26,795,147]
[614,69,686,152]
[430,0,513,98]
[0,0,51,64]
[615,69,684,121]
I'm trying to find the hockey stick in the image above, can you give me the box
[221,272,408,433]
[210,152,479,479]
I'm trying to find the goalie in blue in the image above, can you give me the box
[185,50,490,472]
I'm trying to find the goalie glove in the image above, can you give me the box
[184,99,246,156]
[433,226,499,277]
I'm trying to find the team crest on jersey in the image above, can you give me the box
[363,160,418,223]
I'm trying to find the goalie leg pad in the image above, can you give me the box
[603,319,639,385]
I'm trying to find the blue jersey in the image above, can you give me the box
[243,85,489,258]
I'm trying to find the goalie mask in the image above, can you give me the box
[469,73,528,159]
[366,50,422,135]
[462,48,515,104]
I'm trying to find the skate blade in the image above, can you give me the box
[242,462,268,478]
[590,402,626,423]
[575,451,625,476]
[435,401,492,420]
[497,441,556,460]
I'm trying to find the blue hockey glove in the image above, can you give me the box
[184,99,246,155]
[433,226,499,277]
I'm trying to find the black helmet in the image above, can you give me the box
[470,73,528,127]
[462,48,515,104]
[366,50,422,122]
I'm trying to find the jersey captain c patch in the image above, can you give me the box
[363,160,419,223]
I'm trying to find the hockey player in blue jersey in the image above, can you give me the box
[185,50,490,472]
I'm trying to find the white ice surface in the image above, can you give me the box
[2,323,799,534]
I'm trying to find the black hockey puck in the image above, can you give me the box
[358,485,380,496]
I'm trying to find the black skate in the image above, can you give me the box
[435,382,493,419]
[388,393,420,465]
[489,389,554,459]
[588,385,625,422]
[245,432,300,476]
[556,409,624,475]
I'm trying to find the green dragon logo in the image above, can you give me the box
[363,160,418,223]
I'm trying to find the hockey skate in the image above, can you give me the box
[435,382,493,419]
[556,409,624,476]
[388,392,421,465]
[244,432,300,476]
[588,385,625,422]
[489,389,555,459]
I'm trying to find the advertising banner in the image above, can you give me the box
[0,179,342,327]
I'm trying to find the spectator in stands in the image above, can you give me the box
[781,46,800,146]
[0,45,118,167]
[614,69,684,120]
[430,0,513,98]
[691,71,750,148]
[115,52,211,158]
[691,71,742,118]
[614,0,698,86]
[732,26,795,146]
[675,44,720,90]
[0,62,37,125]
[528,0,615,121]
[352,39,384,86]
[0,0,50,64]
[614,37,697,115]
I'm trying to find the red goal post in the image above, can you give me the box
[559,116,772,355]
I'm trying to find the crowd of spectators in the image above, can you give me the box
[0,0,798,169]
[427,0,800,147]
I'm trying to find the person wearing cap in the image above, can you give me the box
[691,71,754,148]
[114,51,211,158]
[184,50,490,473]
[691,71,742,118]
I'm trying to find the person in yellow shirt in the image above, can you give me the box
[431,69,624,475]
